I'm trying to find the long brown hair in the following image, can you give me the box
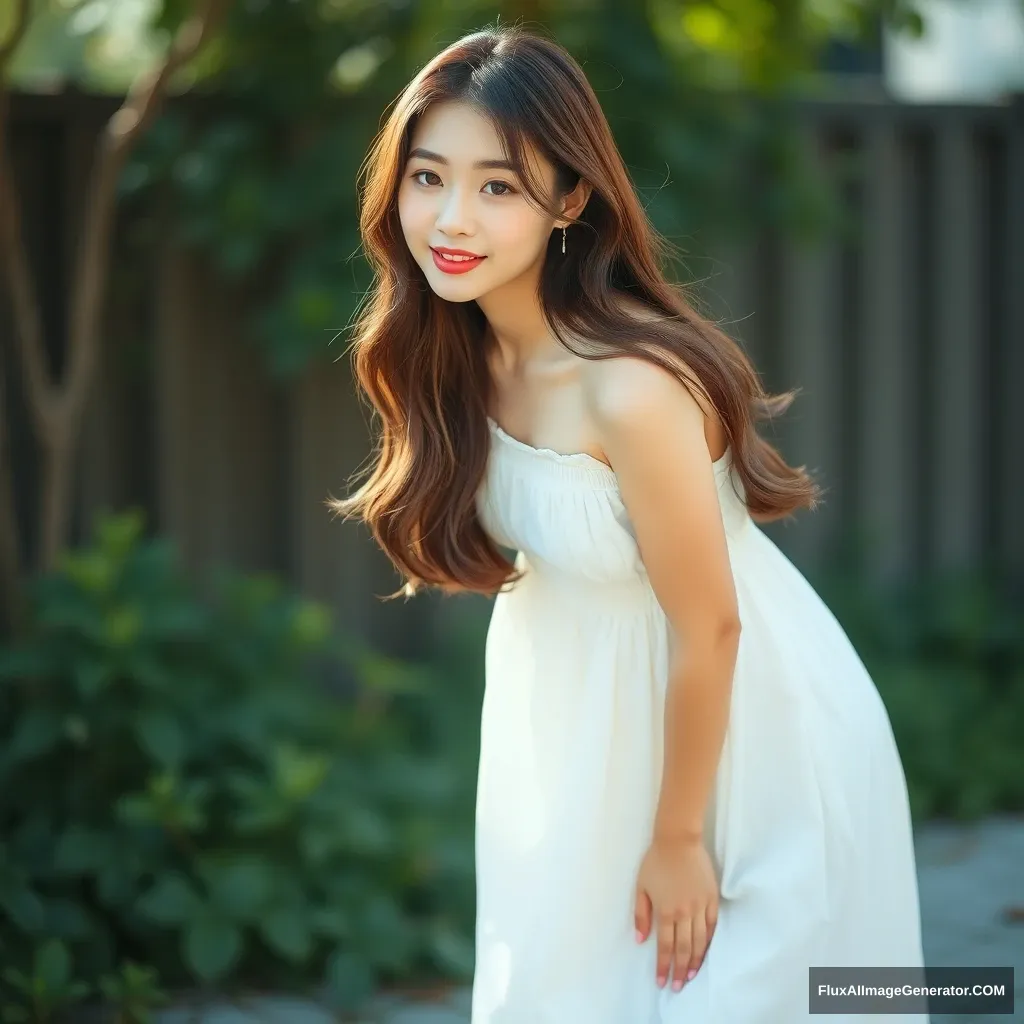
[330,24,821,599]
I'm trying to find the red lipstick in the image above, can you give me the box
[431,246,487,275]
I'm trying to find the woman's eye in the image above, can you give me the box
[409,170,516,196]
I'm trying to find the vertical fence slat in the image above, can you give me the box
[697,238,741,335]
[74,113,112,527]
[79,278,129,522]
[778,127,845,571]
[857,117,917,580]
[209,269,286,571]
[155,246,283,575]
[155,244,199,567]
[930,119,985,572]
[721,241,765,372]
[290,358,376,639]
[1002,106,1024,574]
[290,363,437,659]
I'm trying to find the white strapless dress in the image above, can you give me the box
[470,416,927,1023]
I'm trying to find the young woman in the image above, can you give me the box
[334,25,927,1024]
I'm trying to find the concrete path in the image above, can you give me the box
[914,816,1024,1021]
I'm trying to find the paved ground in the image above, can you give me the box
[913,816,1024,1022]
[154,815,1024,1023]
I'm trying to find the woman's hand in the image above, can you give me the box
[634,834,719,992]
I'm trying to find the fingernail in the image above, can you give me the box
[656,975,666,988]
[635,929,644,943]
[687,969,697,981]
[672,979,683,991]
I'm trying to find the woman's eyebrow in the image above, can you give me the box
[407,146,518,171]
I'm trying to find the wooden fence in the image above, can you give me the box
[709,98,1024,585]
[3,90,1022,655]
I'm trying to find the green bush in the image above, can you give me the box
[5,511,1016,1017]
[818,570,1024,821]
[0,512,476,1015]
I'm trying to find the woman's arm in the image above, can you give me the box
[586,354,741,841]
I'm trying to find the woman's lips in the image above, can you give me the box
[431,247,486,275]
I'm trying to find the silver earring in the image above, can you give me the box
[561,226,566,254]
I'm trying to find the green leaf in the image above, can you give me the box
[6,708,61,764]
[427,918,475,976]
[0,646,54,681]
[105,606,142,648]
[359,893,412,969]
[53,826,110,875]
[310,905,350,940]
[183,915,242,981]
[290,601,331,647]
[44,898,95,941]
[97,510,145,561]
[98,861,138,909]
[136,873,201,925]
[115,793,158,826]
[272,745,330,802]
[63,714,89,745]
[355,651,429,695]
[35,939,71,990]
[9,813,55,867]
[61,551,116,597]
[231,803,290,834]
[124,654,175,690]
[323,949,374,1011]
[0,878,46,933]
[203,856,275,922]
[340,805,392,856]
[259,903,312,962]
[218,234,263,276]
[135,710,186,768]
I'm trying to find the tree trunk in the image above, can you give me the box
[0,0,235,582]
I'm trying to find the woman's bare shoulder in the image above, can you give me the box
[583,297,714,416]
[581,296,726,456]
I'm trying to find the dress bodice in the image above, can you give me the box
[475,417,752,586]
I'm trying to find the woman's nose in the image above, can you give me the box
[434,186,475,235]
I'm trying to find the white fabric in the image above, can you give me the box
[471,416,927,1024]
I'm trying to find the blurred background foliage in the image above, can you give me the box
[1,512,1021,1011]
[8,0,921,375]
[1,0,1022,1014]
[0,511,479,1009]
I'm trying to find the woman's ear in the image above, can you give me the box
[561,179,593,226]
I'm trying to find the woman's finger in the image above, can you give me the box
[686,906,708,983]
[634,888,652,942]
[656,915,676,989]
[670,911,692,991]
[706,900,719,947]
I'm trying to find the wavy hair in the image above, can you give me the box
[330,24,821,599]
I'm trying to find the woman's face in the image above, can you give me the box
[397,100,561,303]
